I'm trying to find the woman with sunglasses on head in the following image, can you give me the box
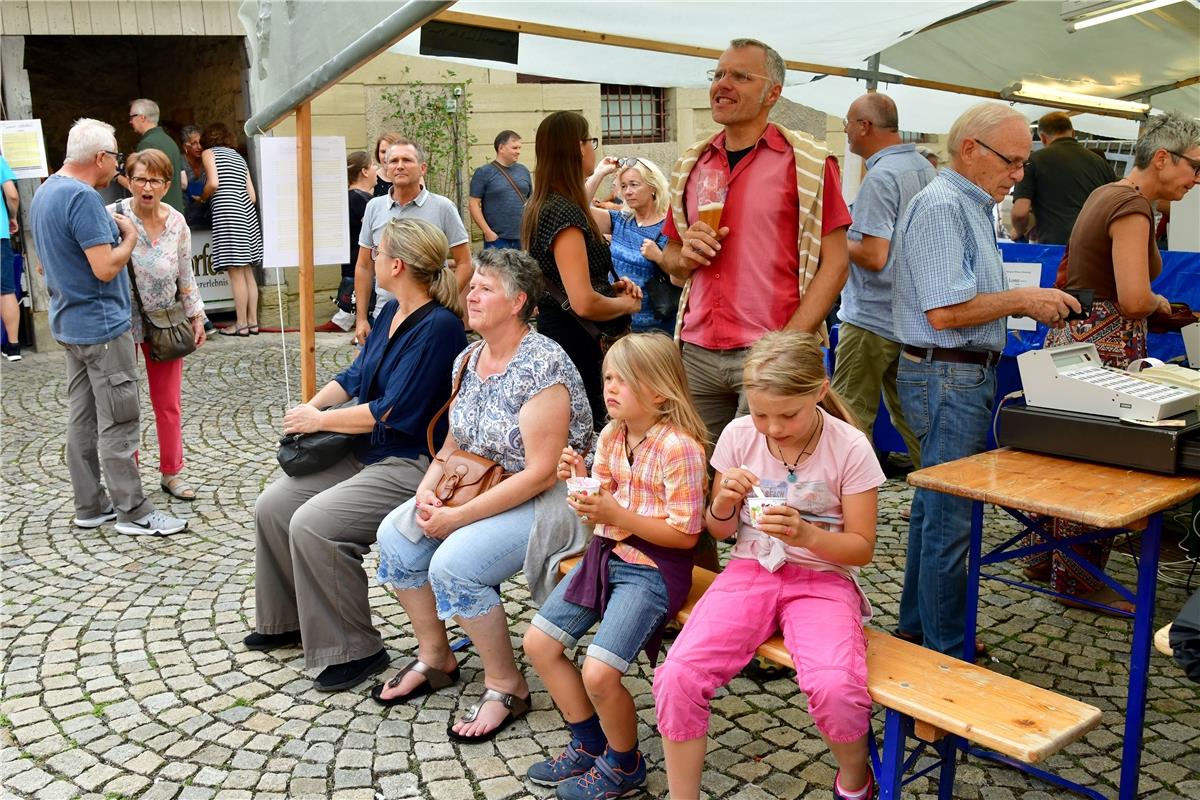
[107,149,207,501]
[588,156,677,333]
[522,111,642,429]
[1031,111,1200,612]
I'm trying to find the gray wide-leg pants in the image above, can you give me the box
[253,452,427,669]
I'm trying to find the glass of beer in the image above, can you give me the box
[696,168,727,231]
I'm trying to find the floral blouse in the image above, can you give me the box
[449,331,593,474]
[108,200,203,343]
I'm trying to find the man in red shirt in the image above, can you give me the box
[661,38,851,446]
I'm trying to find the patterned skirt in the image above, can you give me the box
[1032,301,1146,596]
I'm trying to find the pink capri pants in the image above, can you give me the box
[653,558,871,744]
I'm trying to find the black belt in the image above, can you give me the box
[903,345,1001,367]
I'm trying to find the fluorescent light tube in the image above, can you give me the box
[1070,0,1181,31]
[1002,82,1151,114]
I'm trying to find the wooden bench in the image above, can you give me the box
[558,558,1101,798]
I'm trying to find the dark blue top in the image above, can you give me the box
[334,300,467,464]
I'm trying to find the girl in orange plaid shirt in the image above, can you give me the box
[523,333,708,800]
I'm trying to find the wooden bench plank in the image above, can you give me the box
[557,557,1101,764]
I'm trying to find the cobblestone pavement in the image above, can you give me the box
[2,334,1199,800]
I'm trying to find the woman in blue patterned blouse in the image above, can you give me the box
[589,156,679,333]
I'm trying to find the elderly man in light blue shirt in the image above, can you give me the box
[832,93,934,469]
[890,103,1078,659]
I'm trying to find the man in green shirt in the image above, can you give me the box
[121,99,185,212]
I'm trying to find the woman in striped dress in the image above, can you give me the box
[201,123,263,335]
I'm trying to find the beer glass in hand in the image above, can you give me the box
[696,168,727,231]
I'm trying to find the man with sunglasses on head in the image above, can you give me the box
[889,103,1077,659]
[659,37,852,450]
[30,118,188,537]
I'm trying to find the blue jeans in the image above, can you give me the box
[483,237,522,250]
[531,554,669,673]
[895,353,996,656]
[376,497,535,620]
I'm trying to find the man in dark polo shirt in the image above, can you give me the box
[120,99,185,212]
[1010,111,1114,244]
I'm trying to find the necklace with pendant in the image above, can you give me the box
[769,411,823,483]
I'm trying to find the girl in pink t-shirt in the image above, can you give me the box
[653,331,885,800]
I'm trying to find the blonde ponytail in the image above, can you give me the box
[378,218,461,315]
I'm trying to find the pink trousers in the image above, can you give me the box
[653,558,871,743]
[137,342,184,476]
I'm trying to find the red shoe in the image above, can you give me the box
[314,320,347,333]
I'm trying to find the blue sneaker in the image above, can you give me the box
[556,752,646,799]
[527,739,598,787]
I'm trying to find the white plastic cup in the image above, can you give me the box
[566,476,601,498]
[746,496,786,529]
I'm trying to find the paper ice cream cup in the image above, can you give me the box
[746,496,786,529]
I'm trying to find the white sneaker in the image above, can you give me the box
[114,510,188,536]
[73,507,118,528]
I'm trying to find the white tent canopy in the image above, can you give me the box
[242,1,1197,139]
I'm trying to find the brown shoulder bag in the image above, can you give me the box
[426,342,510,506]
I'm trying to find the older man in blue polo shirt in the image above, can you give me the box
[890,103,1077,658]
[30,118,187,537]
[832,93,934,469]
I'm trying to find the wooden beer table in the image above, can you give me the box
[908,447,1200,800]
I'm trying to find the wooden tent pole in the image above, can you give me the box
[295,102,317,401]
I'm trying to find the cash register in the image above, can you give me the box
[997,342,1200,474]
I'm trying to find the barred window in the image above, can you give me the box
[601,85,667,144]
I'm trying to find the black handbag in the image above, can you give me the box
[275,301,439,477]
[645,266,682,321]
[277,426,357,477]
[122,201,197,362]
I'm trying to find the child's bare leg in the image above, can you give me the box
[826,733,870,791]
[580,658,636,751]
[662,736,707,799]
[523,626,594,722]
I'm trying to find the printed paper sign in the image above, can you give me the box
[0,119,50,179]
[1004,262,1043,331]
[260,136,349,269]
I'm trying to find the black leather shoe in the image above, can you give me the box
[314,648,389,692]
[243,630,302,651]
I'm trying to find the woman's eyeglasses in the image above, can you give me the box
[130,177,167,188]
[616,157,648,170]
[582,138,599,151]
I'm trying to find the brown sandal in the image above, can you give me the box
[446,687,530,743]
[370,658,460,707]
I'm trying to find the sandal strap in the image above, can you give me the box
[461,687,530,723]
[385,658,457,691]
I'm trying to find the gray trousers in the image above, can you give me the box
[681,342,751,453]
[62,330,153,523]
[253,452,427,669]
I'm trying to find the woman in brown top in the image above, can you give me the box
[1034,112,1200,612]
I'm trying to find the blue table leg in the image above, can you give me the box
[877,709,907,800]
[964,500,984,662]
[1119,512,1162,800]
[936,735,958,800]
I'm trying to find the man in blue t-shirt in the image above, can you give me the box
[468,130,531,250]
[30,118,187,537]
